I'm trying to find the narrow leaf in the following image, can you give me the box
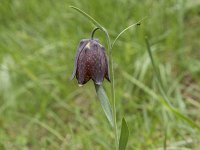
[144,37,200,130]
[112,17,147,48]
[69,6,105,32]
[118,118,129,150]
[94,84,114,127]
[69,6,111,56]
[122,71,200,130]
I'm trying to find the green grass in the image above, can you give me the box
[0,0,200,149]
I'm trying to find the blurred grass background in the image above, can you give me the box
[0,0,200,149]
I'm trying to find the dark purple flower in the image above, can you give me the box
[71,39,110,86]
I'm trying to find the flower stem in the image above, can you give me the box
[94,27,119,149]
[91,27,100,39]
[110,53,119,149]
[105,31,119,149]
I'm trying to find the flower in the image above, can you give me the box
[71,39,110,86]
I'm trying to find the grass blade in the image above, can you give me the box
[122,71,200,130]
[94,84,114,127]
[163,126,167,150]
[118,118,129,150]
[144,37,200,130]
[15,112,65,142]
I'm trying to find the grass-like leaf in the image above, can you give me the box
[69,6,112,53]
[163,126,167,150]
[16,112,65,142]
[95,84,114,127]
[69,5,111,42]
[69,6,103,31]
[123,70,200,130]
[112,17,147,48]
[118,118,129,150]
[145,37,200,130]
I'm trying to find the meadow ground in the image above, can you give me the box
[0,0,200,149]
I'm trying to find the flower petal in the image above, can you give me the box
[103,49,110,82]
[70,39,89,80]
[76,44,92,85]
[91,41,107,84]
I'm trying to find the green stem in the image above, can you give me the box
[91,24,119,150]
[69,6,120,149]
[110,53,119,149]
[91,27,100,39]
[105,31,119,149]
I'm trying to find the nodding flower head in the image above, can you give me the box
[71,38,110,86]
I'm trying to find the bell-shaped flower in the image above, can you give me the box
[71,39,110,86]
